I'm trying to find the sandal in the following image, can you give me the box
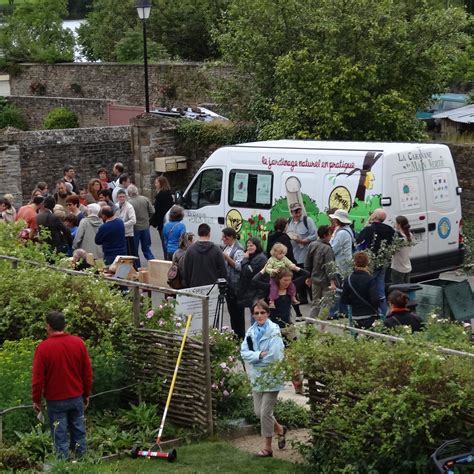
[278,426,288,449]
[256,449,273,457]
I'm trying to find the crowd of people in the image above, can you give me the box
[5,168,424,461]
[2,166,420,336]
[1,163,176,269]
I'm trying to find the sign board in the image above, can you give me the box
[175,284,220,334]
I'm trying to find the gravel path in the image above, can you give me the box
[229,428,310,463]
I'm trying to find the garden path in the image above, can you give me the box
[229,428,310,463]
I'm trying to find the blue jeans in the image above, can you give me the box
[134,228,155,267]
[47,396,86,459]
[373,268,388,316]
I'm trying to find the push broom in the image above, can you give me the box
[131,314,192,462]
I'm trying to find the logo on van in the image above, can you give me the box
[437,217,451,239]
[329,186,352,212]
[226,209,243,233]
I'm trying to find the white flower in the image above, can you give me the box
[219,362,227,369]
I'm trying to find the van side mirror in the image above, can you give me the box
[174,190,183,204]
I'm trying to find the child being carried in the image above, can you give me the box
[262,243,300,308]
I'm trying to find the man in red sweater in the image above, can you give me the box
[32,311,93,459]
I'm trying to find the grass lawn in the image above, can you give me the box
[42,442,309,473]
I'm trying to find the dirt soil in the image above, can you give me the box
[229,428,310,463]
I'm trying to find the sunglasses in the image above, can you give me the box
[253,310,267,315]
[291,208,302,213]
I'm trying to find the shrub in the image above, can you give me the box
[43,107,79,129]
[0,339,38,441]
[273,399,310,429]
[285,326,474,472]
[175,120,257,158]
[0,96,27,130]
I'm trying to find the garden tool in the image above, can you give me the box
[131,314,192,463]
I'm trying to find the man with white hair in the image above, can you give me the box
[356,208,395,315]
[72,203,104,260]
[127,184,155,265]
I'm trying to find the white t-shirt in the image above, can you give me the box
[391,233,412,274]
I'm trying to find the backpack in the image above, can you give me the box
[339,226,356,254]
[287,215,309,231]
[167,251,185,289]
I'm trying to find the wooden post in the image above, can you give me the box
[133,286,140,328]
[202,296,213,435]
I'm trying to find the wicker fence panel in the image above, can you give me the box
[126,328,209,433]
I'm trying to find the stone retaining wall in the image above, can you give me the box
[9,62,233,107]
[0,126,132,205]
[8,95,112,130]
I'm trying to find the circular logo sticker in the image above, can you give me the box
[329,186,352,212]
[437,217,451,240]
[226,209,243,233]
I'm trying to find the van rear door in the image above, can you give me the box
[386,152,430,276]
[419,146,462,273]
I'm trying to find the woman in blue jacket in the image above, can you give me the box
[241,300,287,457]
[162,205,186,260]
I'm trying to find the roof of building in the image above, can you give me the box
[432,104,474,124]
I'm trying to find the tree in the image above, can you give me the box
[217,0,469,141]
[77,0,136,62]
[114,29,169,63]
[0,0,75,63]
[77,0,228,62]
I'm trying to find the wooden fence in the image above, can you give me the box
[126,328,210,432]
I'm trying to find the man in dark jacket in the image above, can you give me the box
[356,208,395,315]
[32,311,93,459]
[182,223,226,288]
[36,196,72,255]
[305,225,336,318]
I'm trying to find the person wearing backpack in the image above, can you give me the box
[329,209,354,274]
[286,202,317,314]
[328,209,355,318]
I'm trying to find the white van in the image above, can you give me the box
[179,140,464,279]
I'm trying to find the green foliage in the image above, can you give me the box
[114,28,170,63]
[141,299,186,332]
[0,226,133,343]
[43,107,79,129]
[175,120,257,157]
[0,0,75,63]
[284,326,474,472]
[0,97,27,130]
[273,399,310,429]
[0,339,38,441]
[207,328,252,419]
[86,337,129,407]
[216,0,469,141]
[78,0,228,62]
[14,424,52,465]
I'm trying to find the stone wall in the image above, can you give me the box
[0,141,21,203]
[8,96,113,130]
[0,126,132,205]
[9,63,233,107]
[449,143,474,218]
